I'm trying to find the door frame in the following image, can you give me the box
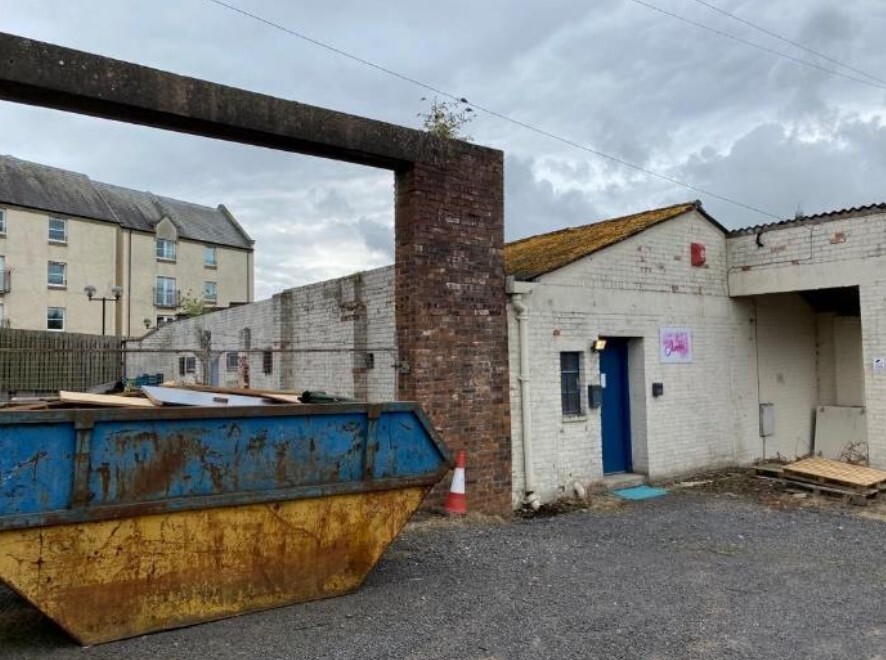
[600,336,633,474]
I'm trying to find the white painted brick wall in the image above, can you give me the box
[127,266,396,401]
[728,212,886,468]
[510,211,760,502]
[861,281,886,466]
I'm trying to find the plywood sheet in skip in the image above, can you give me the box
[141,386,270,407]
[813,406,867,461]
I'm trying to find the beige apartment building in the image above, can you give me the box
[0,156,254,336]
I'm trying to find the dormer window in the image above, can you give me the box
[156,238,177,262]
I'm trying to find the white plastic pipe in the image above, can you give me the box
[511,294,537,504]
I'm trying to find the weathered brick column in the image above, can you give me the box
[395,151,511,514]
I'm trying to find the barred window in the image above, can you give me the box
[560,352,582,416]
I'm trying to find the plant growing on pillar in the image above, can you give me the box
[418,96,474,141]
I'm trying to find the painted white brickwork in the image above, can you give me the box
[728,211,884,468]
[127,266,396,401]
[509,210,760,504]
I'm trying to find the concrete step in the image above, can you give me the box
[600,473,647,491]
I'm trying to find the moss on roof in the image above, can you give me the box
[504,201,700,280]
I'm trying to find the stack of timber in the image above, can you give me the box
[755,457,886,505]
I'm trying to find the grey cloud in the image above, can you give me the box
[505,155,601,240]
[678,114,886,228]
[2,0,886,300]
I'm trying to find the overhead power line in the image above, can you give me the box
[626,0,886,92]
[204,0,782,220]
[688,0,886,87]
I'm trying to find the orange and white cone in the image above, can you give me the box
[443,450,467,516]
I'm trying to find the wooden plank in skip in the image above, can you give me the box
[59,391,155,408]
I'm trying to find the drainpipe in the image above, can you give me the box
[511,292,540,511]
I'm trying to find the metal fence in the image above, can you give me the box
[0,337,398,402]
[0,329,122,400]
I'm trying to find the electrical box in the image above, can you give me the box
[759,403,775,437]
[651,382,664,397]
[588,384,603,409]
[690,242,706,267]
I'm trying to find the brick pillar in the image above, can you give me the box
[394,149,511,514]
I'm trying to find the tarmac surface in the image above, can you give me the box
[1,487,885,659]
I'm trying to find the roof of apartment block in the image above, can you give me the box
[0,155,253,249]
[729,202,886,236]
[504,200,721,280]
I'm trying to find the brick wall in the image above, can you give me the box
[395,153,511,513]
[126,266,397,402]
[509,210,760,503]
[275,267,396,401]
[126,298,278,389]
[727,212,886,468]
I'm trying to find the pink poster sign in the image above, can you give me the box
[660,327,692,363]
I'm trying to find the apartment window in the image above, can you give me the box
[560,352,582,416]
[203,281,217,303]
[0,209,6,234]
[0,303,5,326]
[204,246,217,268]
[226,352,240,372]
[48,217,67,243]
[156,315,176,327]
[155,276,178,308]
[47,307,65,331]
[156,238,177,261]
[178,356,196,375]
[47,261,67,288]
[262,350,273,375]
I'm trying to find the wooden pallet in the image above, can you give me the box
[753,463,786,478]
[757,475,879,505]
[782,457,886,491]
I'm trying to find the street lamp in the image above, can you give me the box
[84,284,123,336]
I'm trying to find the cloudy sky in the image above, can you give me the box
[2,1,885,298]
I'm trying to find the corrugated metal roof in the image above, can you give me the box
[504,201,708,280]
[0,155,252,249]
[729,203,886,236]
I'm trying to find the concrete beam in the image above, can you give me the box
[0,31,492,169]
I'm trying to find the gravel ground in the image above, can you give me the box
[1,488,885,659]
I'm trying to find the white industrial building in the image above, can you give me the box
[129,199,883,508]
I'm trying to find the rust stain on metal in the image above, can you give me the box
[96,463,111,501]
[0,487,428,645]
[104,429,233,501]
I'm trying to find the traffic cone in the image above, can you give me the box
[444,450,467,516]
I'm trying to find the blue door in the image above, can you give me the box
[600,338,632,474]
